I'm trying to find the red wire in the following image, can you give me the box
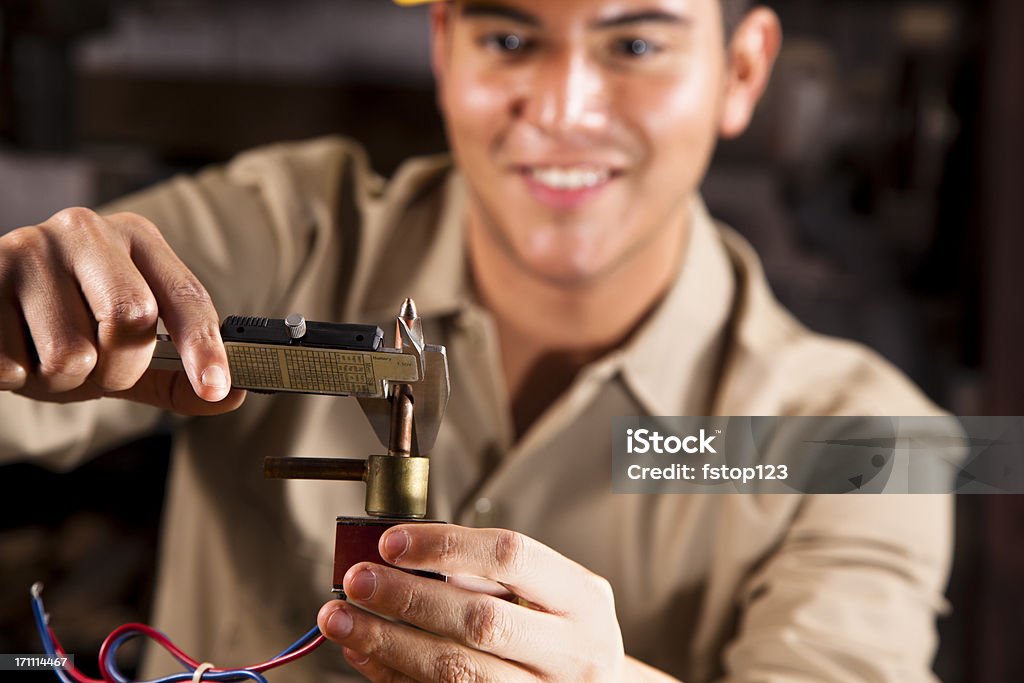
[98,623,200,679]
[48,627,104,683]
[46,618,325,683]
[41,592,325,683]
[245,634,325,673]
[94,622,326,681]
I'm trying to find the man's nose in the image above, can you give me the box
[515,51,609,135]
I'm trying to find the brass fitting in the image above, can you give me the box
[365,454,429,518]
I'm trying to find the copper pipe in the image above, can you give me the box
[387,387,414,456]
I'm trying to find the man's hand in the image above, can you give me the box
[0,207,245,414]
[317,523,640,682]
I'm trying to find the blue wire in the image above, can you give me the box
[102,632,270,683]
[102,629,198,683]
[269,627,320,659]
[102,627,323,683]
[32,584,319,683]
[124,669,269,683]
[30,587,77,683]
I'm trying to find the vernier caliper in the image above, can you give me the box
[151,299,449,593]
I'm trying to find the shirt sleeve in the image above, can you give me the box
[718,492,953,683]
[0,136,375,471]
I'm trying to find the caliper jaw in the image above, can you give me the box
[357,312,450,456]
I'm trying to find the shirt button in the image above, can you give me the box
[473,497,500,527]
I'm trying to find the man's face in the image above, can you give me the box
[432,0,737,286]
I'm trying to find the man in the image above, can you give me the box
[0,1,952,681]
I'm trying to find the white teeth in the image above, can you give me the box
[530,167,610,190]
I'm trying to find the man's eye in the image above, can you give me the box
[480,33,531,54]
[612,38,662,58]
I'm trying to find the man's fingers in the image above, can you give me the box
[63,224,160,392]
[113,369,247,416]
[0,299,30,390]
[127,220,230,402]
[0,209,240,412]
[16,250,98,393]
[317,600,533,683]
[341,561,563,663]
[380,524,608,613]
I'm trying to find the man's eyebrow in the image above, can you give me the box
[591,10,692,29]
[459,3,541,28]
[457,4,691,30]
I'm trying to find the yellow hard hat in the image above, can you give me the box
[393,0,442,5]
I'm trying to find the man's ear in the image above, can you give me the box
[430,4,453,104]
[719,7,782,139]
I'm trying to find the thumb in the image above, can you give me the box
[112,368,247,415]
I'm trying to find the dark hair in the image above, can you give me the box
[722,0,753,36]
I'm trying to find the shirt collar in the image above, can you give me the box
[360,158,470,322]
[365,163,737,417]
[614,196,737,416]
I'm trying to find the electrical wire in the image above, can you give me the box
[30,583,326,683]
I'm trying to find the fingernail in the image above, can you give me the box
[325,606,353,639]
[382,529,409,563]
[200,365,228,389]
[346,567,377,601]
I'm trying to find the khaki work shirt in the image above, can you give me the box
[0,137,953,682]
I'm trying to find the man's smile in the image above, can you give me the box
[514,164,624,209]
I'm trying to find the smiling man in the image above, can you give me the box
[0,1,953,682]
[439,0,777,441]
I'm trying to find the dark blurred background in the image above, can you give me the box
[0,0,1021,680]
